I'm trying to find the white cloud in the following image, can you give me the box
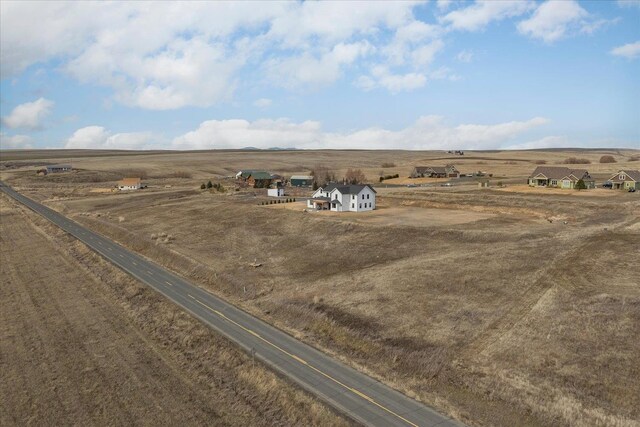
[1,98,54,130]
[505,135,569,149]
[456,49,474,62]
[172,115,550,150]
[0,133,34,149]
[441,1,534,32]
[171,118,323,150]
[64,126,158,149]
[437,0,455,12]
[265,41,373,89]
[617,0,640,8]
[253,98,273,108]
[265,2,418,48]
[517,0,589,43]
[410,40,446,67]
[2,2,430,108]
[356,66,427,93]
[382,22,443,68]
[610,41,640,59]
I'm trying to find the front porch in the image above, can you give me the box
[307,197,341,211]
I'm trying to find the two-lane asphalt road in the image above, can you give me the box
[1,182,463,427]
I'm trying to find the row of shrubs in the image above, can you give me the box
[535,155,629,165]
[200,181,225,191]
[260,198,296,205]
[379,174,400,182]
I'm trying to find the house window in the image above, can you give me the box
[367,194,370,199]
[620,174,625,180]
[359,203,362,208]
[351,203,354,208]
[551,180,557,186]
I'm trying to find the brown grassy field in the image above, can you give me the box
[2,148,639,427]
[0,194,349,427]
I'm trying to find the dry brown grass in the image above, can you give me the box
[561,157,591,165]
[0,194,350,427]
[2,148,640,427]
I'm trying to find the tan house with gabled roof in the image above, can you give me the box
[608,169,640,190]
[117,177,142,190]
[528,166,595,189]
[411,165,459,178]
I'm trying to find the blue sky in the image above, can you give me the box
[1,0,639,150]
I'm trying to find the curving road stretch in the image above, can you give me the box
[0,182,463,427]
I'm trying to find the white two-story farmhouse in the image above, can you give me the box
[307,184,376,212]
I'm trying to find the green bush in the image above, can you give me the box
[206,180,213,189]
[575,179,587,190]
[200,183,206,189]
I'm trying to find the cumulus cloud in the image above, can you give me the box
[610,41,640,59]
[0,133,34,149]
[456,50,474,62]
[356,66,427,93]
[517,0,604,43]
[1,98,54,130]
[504,135,570,149]
[253,98,273,108]
[265,2,417,48]
[2,2,430,107]
[617,0,640,8]
[171,115,550,150]
[441,1,534,32]
[172,119,323,150]
[65,126,158,149]
[265,41,374,89]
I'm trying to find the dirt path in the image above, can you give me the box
[0,196,349,427]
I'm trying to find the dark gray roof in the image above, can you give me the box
[610,169,640,182]
[529,166,591,180]
[322,183,376,194]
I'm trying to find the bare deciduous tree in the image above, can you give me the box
[344,168,366,185]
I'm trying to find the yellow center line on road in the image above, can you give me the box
[147,270,153,275]
[119,254,124,258]
[165,281,173,287]
[187,295,419,427]
[132,261,137,266]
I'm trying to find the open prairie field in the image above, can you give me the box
[2,148,639,427]
[0,193,349,427]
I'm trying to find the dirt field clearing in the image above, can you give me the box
[266,201,497,226]
[0,194,348,427]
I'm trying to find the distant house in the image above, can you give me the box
[46,164,72,174]
[607,170,640,190]
[528,167,595,189]
[270,174,285,185]
[236,170,272,188]
[307,183,376,212]
[268,188,285,197]
[118,177,142,190]
[290,175,314,187]
[411,165,459,178]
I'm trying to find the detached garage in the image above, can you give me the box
[290,175,313,187]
